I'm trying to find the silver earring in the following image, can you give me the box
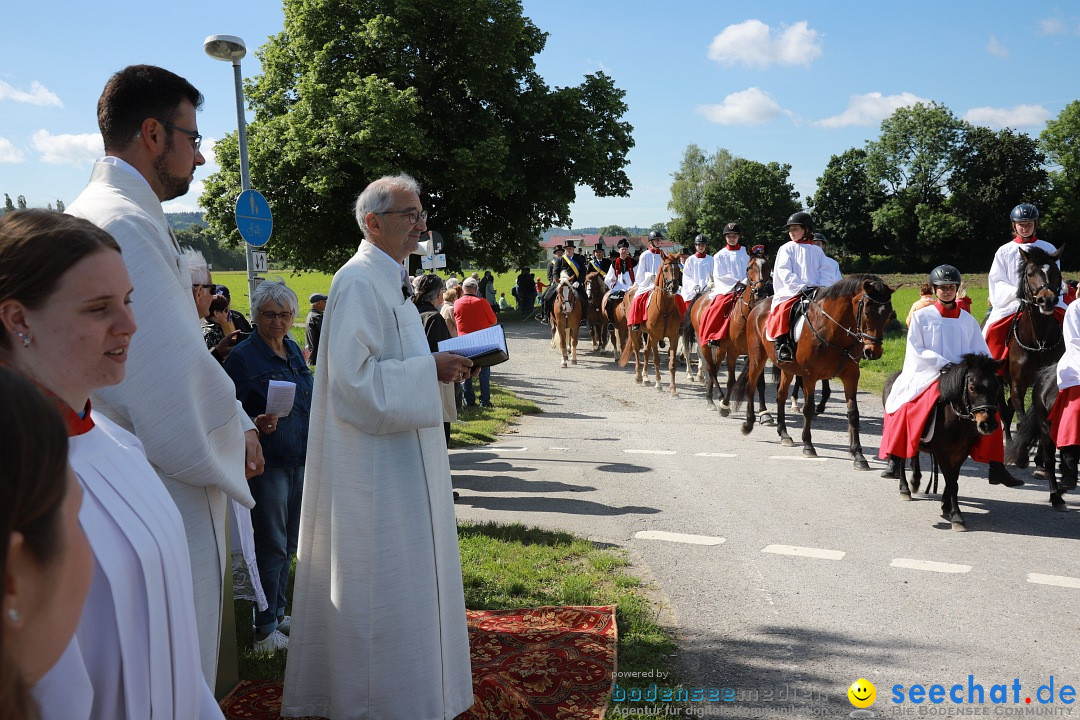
[15,331,30,348]
[6,607,19,624]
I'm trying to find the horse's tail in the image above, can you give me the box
[1005,404,1043,466]
[617,333,634,367]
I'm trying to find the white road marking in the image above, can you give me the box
[1027,573,1080,589]
[766,455,829,462]
[762,544,845,560]
[549,446,569,451]
[891,558,971,574]
[624,449,677,455]
[635,531,726,546]
[492,446,528,452]
[695,452,737,458]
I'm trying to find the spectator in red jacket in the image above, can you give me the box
[454,277,498,407]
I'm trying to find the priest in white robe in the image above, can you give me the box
[282,174,476,720]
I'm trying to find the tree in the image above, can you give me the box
[667,144,734,245]
[55,199,65,213]
[2,194,14,214]
[1040,101,1080,266]
[598,224,629,236]
[16,195,26,210]
[698,158,800,249]
[865,102,965,265]
[809,148,886,261]
[948,126,1048,269]
[201,0,634,273]
[174,225,247,271]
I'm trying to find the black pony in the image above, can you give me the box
[883,353,1003,531]
[1005,365,1071,510]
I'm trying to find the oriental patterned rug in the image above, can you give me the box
[219,605,617,720]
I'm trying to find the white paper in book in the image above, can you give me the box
[437,325,506,358]
[265,380,296,417]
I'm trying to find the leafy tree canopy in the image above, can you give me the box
[597,224,629,236]
[201,0,634,273]
[698,158,800,251]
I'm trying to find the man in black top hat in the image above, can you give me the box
[543,239,589,319]
[588,240,611,276]
[547,244,565,284]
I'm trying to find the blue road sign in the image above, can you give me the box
[235,189,273,247]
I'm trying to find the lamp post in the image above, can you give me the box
[203,34,259,302]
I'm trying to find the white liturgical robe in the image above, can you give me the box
[709,245,750,297]
[281,242,473,720]
[772,240,833,307]
[679,253,713,301]
[985,237,1064,328]
[1058,300,1080,391]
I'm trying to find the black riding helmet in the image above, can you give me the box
[812,232,827,245]
[723,222,741,235]
[694,233,708,246]
[648,230,665,242]
[617,238,630,249]
[784,211,814,231]
[929,264,962,287]
[1010,203,1039,223]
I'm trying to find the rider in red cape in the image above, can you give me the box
[765,211,833,363]
[1048,298,1080,488]
[699,224,749,346]
[879,265,1021,486]
[983,204,1066,364]
[628,230,672,329]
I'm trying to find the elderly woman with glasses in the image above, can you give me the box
[223,279,313,653]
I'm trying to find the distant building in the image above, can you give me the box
[538,233,679,262]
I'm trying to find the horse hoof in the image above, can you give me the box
[740,422,753,436]
[853,458,870,471]
[560,361,567,368]
[951,521,969,532]
[803,447,818,458]
[719,407,730,418]
[655,383,664,392]
[909,479,921,494]
[1033,468,1047,479]
[780,437,794,447]
[899,491,913,501]
[571,359,577,365]
[1051,494,1067,511]
[759,413,776,427]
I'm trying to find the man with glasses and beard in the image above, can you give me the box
[66,64,263,689]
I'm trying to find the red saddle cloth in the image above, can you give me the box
[1050,385,1080,448]
[698,292,739,344]
[765,296,799,339]
[984,306,1066,365]
[627,289,686,326]
[878,381,1003,463]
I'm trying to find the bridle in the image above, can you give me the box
[805,289,889,365]
[1011,264,1063,353]
[946,369,998,423]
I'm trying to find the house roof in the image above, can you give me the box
[540,234,677,250]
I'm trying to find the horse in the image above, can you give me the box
[690,251,773,421]
[678,294,707,383]
[1005,365,1070,510]
[790,376,831,416]
[997,244,1066,442]
[618,252,683,394]
[735,275,895,469]
[584,271,609,352]
[603,287,630,362]
[549,273,582,368]
[883,354,1006,530]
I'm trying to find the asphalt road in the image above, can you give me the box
[450,316,1080,720]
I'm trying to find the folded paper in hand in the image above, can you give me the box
[437,324,509,367]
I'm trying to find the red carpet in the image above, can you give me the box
[220,605,617,720]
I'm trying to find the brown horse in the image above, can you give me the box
[549,275,582,368]
[1005,365,1071,510]
[690,251,773,419]
[998,244,1066,444]
[618,252,683,394]
[584,271,609,352]
[735,275,895,469]
[603,288,630,362]
[885,354,1006,530]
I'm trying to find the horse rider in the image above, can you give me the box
[679,234,713,304]
[547,243,565,285]
[1049,292,1080,491]
[603,238,636,322]
[812,232,843,286]
[879,265,1021,487]
[589,240,612,277]
[626,230,668,331]
[543,238,589,319]
[764,211,833,363]
[982,203,1066,362]
[697,223,750,348]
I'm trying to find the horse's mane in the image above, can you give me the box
[939,353,1000,405]
[816,274,890,303]
[1013,244,1059,298]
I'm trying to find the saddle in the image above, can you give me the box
[789,287,818,329]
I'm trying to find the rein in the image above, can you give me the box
[946,371,997,423]
[804,290,888,365]
[1010,275,1063,353]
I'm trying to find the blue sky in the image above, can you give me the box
[2,1,1079,229]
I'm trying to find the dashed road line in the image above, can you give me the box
[549,446,570,451]
[635,531,726,546]
[624,449,677,455]
[1027,573,1080,589]
[891,558,971,574]
[492,446,528,452]
[763,544,845,560]
[695,452,737,458]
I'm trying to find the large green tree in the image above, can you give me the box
[666,144,734,246]
[809,148,886,261]
[1040,101,1080,266]
[201,0,633,273]
[698,158,800,250]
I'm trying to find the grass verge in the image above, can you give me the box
[450,383,542,448]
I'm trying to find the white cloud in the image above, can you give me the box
[0,137,25,163]
[816,92,930,129]
[697,87,782,126]
[987,35,1008,58]
[31,130,102,166]
[1039,16,1069,35]
[964,104,1052,129]
[0,80,62,107]
[707,19,822,69]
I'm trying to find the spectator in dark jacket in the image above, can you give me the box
[305,292,326,365]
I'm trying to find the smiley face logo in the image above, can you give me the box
[848,678,876,708]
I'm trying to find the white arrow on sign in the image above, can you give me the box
[252,251,268,273]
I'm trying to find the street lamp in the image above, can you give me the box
[204,34,259,302]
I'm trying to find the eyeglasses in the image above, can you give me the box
[259,310,294,321]
[377,208,428,225]
[156,118,202,152]
[192,283,215,292]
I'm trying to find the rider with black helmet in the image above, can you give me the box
[679,234,713,303]
[764,211,833,363]
[880,264,1022,487]
[983,203,1065,359]
[698,223,750,347]
[627,230,669,330]
[811,232,843,286]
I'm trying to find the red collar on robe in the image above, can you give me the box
[649,247,661,253]
[794,238,813,245]
[724,244,742,251]
[1013,235,1038,244]
[934,301,960,319]
[694,252,708,258]
[0,362,95,436]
